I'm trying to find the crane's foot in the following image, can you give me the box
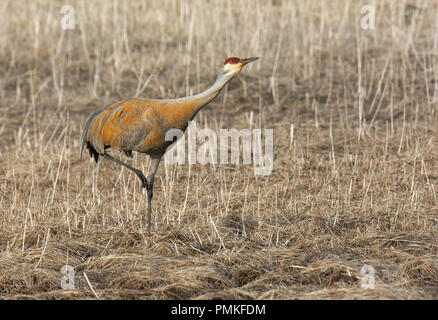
[102,152,149,190]
[134,170,149,190]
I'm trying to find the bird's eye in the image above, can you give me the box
[224,57,240,65]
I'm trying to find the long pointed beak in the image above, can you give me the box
[241,57,259,66]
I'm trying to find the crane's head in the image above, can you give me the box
[222,56,259,77]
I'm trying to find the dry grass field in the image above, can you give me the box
[0,0,438,299]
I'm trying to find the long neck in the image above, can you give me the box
[175,70,235,123]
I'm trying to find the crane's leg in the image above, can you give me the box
[101,153,149,189]
[147,156,162,237]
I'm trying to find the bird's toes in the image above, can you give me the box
[138,175,148,190]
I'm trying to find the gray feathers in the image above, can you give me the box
[80,108,103,161]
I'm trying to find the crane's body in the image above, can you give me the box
[80,57,259,236]
[82,94,218,159]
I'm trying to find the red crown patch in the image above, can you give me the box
[224,57,240,65]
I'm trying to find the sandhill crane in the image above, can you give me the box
[80,56,259,236]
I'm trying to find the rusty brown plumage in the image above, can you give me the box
[80,56,259,236]
[80,98,203,160]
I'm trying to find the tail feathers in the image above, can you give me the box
[87,142,100,163]
[80,108,103,161]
